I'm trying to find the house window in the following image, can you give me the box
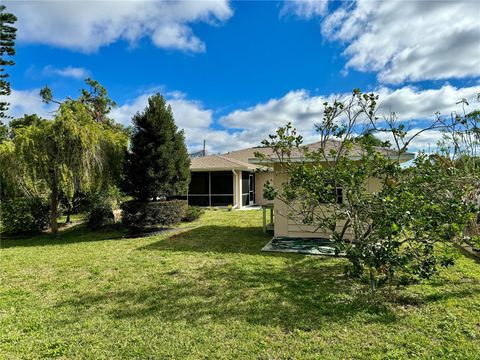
[319,182,343,205]
[335,187,343,205]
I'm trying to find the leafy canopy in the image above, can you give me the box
[124,93,190,201]
[260,89,479,290]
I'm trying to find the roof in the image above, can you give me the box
[190,154,261,171]
[249,140,415,164]
[190,140,414,171]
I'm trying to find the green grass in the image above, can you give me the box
[1,210,479,359]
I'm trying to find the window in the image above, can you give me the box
[319,181,343,205]
[335,187,343,205]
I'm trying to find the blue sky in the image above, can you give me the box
[3,0,480,153]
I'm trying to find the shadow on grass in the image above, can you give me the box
[0,224,126,249]
[140,225,284,256]
[56,259,402,331]
[50,224,480,331]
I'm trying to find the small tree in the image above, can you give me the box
[260,90,478,290]
[124,93,190,201]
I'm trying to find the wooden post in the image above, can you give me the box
[263,206,267,233]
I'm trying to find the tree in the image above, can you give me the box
[37,79,128,225]
[3,101,128,234]
[41,78,117,124]
[260,90,478,290]
[0,5,17,122]
[124,93,190,201]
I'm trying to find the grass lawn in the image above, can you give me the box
[1,210,479,359]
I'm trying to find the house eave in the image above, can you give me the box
[248,153,415,165]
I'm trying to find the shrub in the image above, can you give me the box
[182,206,204,222]
[121,199,187,232]
[1,197,50,234]
[86,186,124,229]
[87,207,115,230]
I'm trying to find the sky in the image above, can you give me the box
[3,0,480,154]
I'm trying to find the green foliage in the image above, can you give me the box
[182,205,205,222]
[121,199,187,232]
[8,114,45,133]
[86,186,124,229]
[79,78,117,123]
[86,207,115,230]
[1,99,128,233]
[0,121,7,141]
[0,5,17,120]
[261,89,479,290]
[1,197,49,234]
[123,93,190,201]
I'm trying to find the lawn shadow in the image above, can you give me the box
[56,224,407,330]
[56,255,480,332]
[0,224,126,249]
[56,258,402,332]
[140,225,293,257]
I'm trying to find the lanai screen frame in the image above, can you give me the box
[188,171,235,206]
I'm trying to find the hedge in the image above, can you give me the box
[121,199,187,232]
[182,206,204,222]
[1,197,50,234]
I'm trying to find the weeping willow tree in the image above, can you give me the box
[2,101,127,233]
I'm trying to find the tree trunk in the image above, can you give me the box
[50,173,59,234]
[369,268,376,292]
[65,204,72,224]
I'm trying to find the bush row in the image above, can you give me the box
[121,199,188,232]
[2,197,204,235]
[1,197,50,234]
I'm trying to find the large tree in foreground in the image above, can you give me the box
[260,90,478,290]
[1,80,128,234]
[4,102,127,233]
[124,93,190,201]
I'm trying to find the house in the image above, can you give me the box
[249,140,415,239]
[189,140,414,239]
[188,146,274,208]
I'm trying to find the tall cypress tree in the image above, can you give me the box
[0,5,17,120]
[124,93,190,201]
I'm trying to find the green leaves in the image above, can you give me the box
[123,93,190,201]
[260,88,479,290]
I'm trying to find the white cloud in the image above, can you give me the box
[108,84,480,153]
[218,85,480,151]
[320,0,480,83]
[219,90,332,145]
[375,85,480,120]
[42,65,90,79]
[280,0,328,19]
[374,129,446,154]
[2,89,56,119]
[6,0,232,53]
[5,84,479,154]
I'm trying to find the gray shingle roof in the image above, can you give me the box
[190,140,414,171]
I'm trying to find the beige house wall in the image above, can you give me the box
[273,163,382,239]
[254,171,274,206]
